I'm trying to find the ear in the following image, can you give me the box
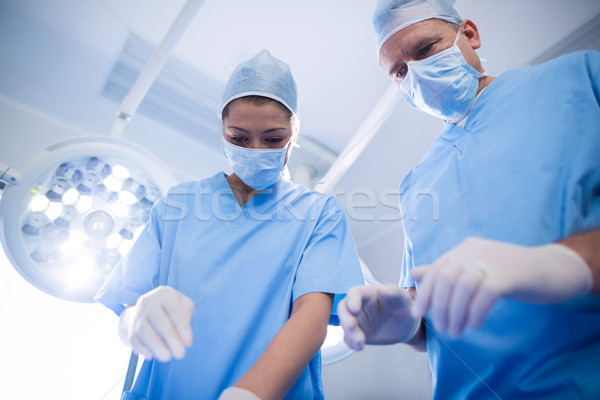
[461,19,481,50]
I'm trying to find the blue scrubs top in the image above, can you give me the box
[399,51,600,399]
[95,172,364,400]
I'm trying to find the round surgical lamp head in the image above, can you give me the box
[0,136,175,302]
[322,256,381,365]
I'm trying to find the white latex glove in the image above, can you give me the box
[411,237,594,337]
[218,387,262,400]
[337,284,421,350]
[119,286,195,362]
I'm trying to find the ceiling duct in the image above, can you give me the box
[101,34,223,148]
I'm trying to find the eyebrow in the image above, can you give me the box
[387,34,440,77]
[227,126,288,134]
[412,36,435,56]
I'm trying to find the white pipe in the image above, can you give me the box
[316,83,400,193]
[110,0,205,137]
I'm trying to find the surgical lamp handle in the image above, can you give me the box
[0,162,21,189]
[122,352,139,393]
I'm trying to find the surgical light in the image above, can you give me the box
[321,325,355,366]
[0,136,174,302]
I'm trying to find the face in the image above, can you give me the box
[378,18,483,85]
[222,100,294,150]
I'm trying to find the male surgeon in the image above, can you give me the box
[338,1,600,398]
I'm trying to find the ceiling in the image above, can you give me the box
[1,0,600,282]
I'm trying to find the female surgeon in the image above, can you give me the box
[95,49,364,400]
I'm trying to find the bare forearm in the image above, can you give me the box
[235,293,333,400]
[560,229,600,295]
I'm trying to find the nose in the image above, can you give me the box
[247,138,270,149]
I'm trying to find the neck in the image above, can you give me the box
[226,173,260,207]
[477,75,496,95]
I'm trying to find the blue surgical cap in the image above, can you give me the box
[373,0,462,55]
[219,49,298,118]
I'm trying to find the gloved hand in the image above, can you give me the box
[218,387,262,400]
[337,284,421,350]
[119,286,195,362]
[411,237,594,337]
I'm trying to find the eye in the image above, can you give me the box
[418,42,434,58]
[394,64,408,81]
[231,136,246,143]
[266,137,284,143]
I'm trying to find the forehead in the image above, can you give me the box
[225,100,289,121]
[223,100,292,132]
[378,18,456,68]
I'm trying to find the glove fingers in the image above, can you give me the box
[175,294,195,347]
[467,283,499,329]
[344,286,374,315]
[162,292,195,349]
[137,318,172,362]
[148,308,187,360]
[130,332,153,360]
[378,285,418,321]
[338,298,366,350]
[377,284,406,304]
[447,265,485,337]
[413,259,445,318]
[430,261,462,332]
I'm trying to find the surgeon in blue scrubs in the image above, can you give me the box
[338,1,600,399]
[96,49,364,400]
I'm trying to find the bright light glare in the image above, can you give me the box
[118,239,133,256]
[30,195,50,212]
[75,196,93,213]
[322,325,345,349]
[11,151,167,303]
[59,240,80,256]
[110,202,130,218]
[118,191,137,205]
[106,233,122,249]
[44,202,63,221]
[62,188,80,205]
[133,225,145,241]
[112,165,130,180]
[103,175,123,192]
[77,255,96,269]
[64,255,98,289]
[69,230,87,243]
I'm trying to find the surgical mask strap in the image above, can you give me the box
[454,29,488,77]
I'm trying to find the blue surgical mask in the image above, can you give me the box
[399,31,486,123]
[222,137,291,190]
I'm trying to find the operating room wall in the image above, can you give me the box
[0,95,433,399]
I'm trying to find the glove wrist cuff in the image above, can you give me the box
[218,387,262,400]
[543,244,593,295]
[402,314,422,343]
